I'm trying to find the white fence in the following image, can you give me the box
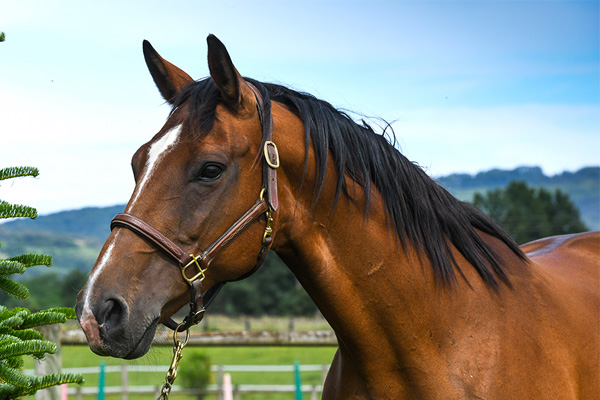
[26,363,330,400]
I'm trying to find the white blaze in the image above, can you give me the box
[81,125,182,312]
[129,125,182,208]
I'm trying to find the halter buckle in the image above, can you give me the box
[264,141,280,169]
[180,254,207,285]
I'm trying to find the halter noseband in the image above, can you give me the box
[110,82,278,331]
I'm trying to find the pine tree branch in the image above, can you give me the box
[0,359,33,388]
[31,372,85,390]
[0,277,30,299]
[42,307,77,319]
[19,310,68,330]
[0,260,26,276]
[0,201,37,220]
[8,254,52,268]
[0,339,57,360]
[0,326,44,342]
[0,167,39,181]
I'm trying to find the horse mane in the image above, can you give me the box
[172,77,526,289]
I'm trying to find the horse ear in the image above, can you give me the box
[206,34,253,111]
[143,40,194,104]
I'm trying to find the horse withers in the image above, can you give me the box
[76,35,599,399]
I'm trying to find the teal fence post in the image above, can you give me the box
[98,361,106,400]
[294,360,303,400]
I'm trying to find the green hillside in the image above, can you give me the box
[0,205,123,275]
[0,205,123,240]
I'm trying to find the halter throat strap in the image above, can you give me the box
[110,81,277,331]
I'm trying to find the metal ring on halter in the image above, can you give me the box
[173,322,191,347]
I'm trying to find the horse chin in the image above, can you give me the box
[124,317,160,359]
[91,317,159,360]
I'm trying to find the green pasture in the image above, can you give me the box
[25,344,337,400]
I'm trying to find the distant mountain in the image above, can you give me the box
[0,166,597,274]
[437,166,598,189]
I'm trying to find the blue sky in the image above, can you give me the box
[1,1,598,215]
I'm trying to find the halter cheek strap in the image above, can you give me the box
[110,81,277,331]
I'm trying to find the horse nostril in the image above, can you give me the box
[97,297,129,331]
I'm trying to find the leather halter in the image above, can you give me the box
[110,82,278,331]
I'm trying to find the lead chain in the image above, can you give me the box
[157,325,190,399]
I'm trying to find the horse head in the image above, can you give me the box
[76,35,281,358]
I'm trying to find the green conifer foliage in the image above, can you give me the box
[473,180,588,244]
[0,167,83,398]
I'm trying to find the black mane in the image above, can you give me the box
[173,77,526,289]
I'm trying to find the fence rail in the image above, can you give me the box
[28,364,330,400]
[61,329,338,346]
[64,383,325,399]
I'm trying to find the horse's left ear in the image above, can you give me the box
[143,40,194,104]
[207,34,254,112]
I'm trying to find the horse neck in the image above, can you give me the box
[269,113,523,390]
[271,136,443,365]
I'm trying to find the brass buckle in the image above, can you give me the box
[180,254,207,285]
[263,141,280,169]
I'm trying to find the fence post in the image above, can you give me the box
[223,373,233,400]
[217,365,224,400]
[233,384,240,400]
[98,361,106,400]
[75,385,82,400]
[321,364,328,385]
[310,385,318,400]
[121,364,129,400]
[35,324,62,400]
[294,361,303,400]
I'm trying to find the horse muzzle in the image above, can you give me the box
[75,296,158,359]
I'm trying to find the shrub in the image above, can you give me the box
[179,351,211,399]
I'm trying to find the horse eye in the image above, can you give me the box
[197,163,224,181]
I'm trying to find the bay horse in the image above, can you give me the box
[76,35,599,399]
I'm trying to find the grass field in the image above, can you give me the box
[57,345,336,399]
[24,318,338,400]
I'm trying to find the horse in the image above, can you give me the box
[76,35,599,399]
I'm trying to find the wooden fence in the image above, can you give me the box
[61,329,338,347]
